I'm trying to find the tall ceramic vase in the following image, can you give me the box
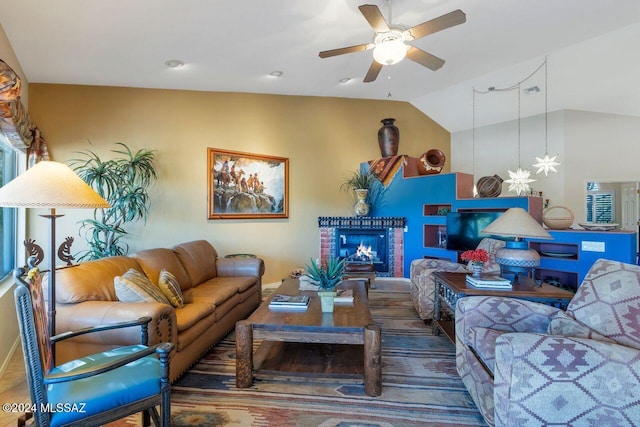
[354,189,370,217]
[377,118,399,158]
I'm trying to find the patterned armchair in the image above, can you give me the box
[455,258,640,426]
[410,238,505,320]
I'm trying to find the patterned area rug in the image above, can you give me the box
[111,281,485,426]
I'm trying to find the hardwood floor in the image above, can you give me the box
[0,348,30,426]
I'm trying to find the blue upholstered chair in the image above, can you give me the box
[13,262,174,427]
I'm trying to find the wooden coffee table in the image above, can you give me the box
[235,278,382,396]
[433,272,575,343]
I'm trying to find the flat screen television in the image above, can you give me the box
[446,211,503,252]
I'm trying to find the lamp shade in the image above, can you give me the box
[482,207,552,239]
[0,161,109,209]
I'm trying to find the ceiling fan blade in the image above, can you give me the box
[364,61,383,83]
[404,9,466,41]
[319,43,373,58]
[358,5,390,33]
[406,46,445,71]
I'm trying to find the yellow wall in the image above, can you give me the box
[28,84,450,283]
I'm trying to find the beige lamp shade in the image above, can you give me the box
[482,207,552,240]
[0,161,109,208]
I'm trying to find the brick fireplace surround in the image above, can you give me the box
[318,216,406,277]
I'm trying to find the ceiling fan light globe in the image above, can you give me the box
[373,40,408,65]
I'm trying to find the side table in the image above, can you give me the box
[433,272,574,343]
[342,271,376,290]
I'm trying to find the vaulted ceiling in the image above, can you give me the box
[1,0,639,132]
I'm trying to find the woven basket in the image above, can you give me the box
[543,206,574,230]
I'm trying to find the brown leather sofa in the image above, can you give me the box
[53,240,265,381]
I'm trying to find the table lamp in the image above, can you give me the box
[482,207,552,280]
[0,161,109,355]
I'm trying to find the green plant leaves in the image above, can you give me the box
[303,257,345,290]
[70,142,157,261]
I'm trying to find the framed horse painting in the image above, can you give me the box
[207,148,289,219]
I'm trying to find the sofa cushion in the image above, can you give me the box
[548,310,615,343]
[565,258,640,349]
[466,327,509,375]
[158,269,185,308]
[131,248,192,290]
[182,280,240,306]
[174,302,215,333]
[56,256,143,303]
[114,269,170,304]
[173,240,218,289]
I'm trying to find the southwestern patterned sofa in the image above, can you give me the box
[409,238,505,320]
[455,258,640,426]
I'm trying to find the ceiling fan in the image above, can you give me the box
[319,4,466,83]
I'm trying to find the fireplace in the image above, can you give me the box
[318,216,406,277]
[335,228,388,273]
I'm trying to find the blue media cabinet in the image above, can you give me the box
[368,157,637,287]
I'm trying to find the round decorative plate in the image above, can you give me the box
[578,223,618,231]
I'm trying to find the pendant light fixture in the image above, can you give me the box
[532,57,561,175]
[505,84,535,196]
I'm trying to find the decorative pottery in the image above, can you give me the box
[419,149,446,175]
[471,263,483,278]
[543,206,574,230]
[354,189,370,216]
[476,175,504,198]
[578,222,618,231]
[318,291,336,313]
[377,118,399,157]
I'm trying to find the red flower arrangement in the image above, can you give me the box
[460,248,489,264]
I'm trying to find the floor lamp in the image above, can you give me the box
[0,161,109,358]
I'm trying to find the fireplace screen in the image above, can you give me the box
[335,228,389,273]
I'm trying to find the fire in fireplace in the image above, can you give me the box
[335,228,388,273]
[319,216,406,277]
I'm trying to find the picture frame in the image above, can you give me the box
[207,148,289,219]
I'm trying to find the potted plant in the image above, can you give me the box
[304,257,345,312]
[340,169,383,216]
[71,142,158,260]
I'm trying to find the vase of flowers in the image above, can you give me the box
[460,249,489,278]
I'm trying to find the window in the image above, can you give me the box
[0,137,17,279]
[586,182,614,223]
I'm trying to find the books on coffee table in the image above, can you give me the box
[466,275,512,289]
[269,294,310,310]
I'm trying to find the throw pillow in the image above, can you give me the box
[158,268,185,308]
[114,268,170,304]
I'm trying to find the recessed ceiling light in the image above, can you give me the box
[339,77,351,84]
[165,59,184,69]
[269,71,284,77]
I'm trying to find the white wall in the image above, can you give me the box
[452,109,640,228]
[564,110,640,224]
[451,110,565,207]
